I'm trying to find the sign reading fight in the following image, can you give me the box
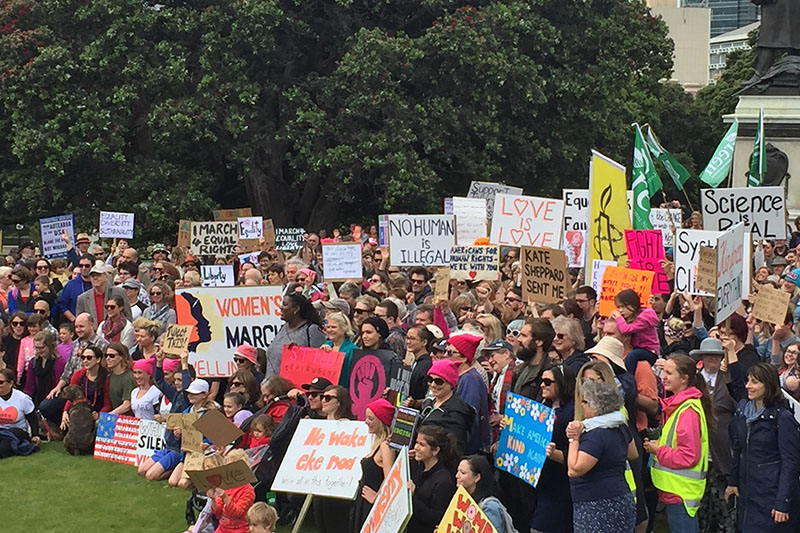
[280,345,344,389]
[598,266,654,317]
[624,230,669,294]
[360,447,412,533]
[701,186,786,239]
[715,222,745,323]
[387,215,455,267]
[449,245,500,281]
[437,486,498,533]
[99,211,135,239]
[39,214,74,258]
[272,419,373,499]
[495,392,554,487]
[191,221,238,256]
[521,246,569,304]
[175,286,283,377]
[467,181,523,220]
[490,194,564,248]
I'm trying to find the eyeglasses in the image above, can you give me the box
[105,305,117,310]
[353,308,369,314]
[230,381,244,387]
[79,263,92,269]
[426,376,446,386]
[153,267,164,272]
[541,378,555,387]
[11,321,25,327]
[81,355,99,361]
[296,277,307,282]
[507,329,520,337]
[321,394,338,402]
[307,391,322,398]
[105,352,118,359]
[36,265,49,270]
[554,333,566,340]
[10,278,22,284]
[504,297,522,303]
[34,309,48,315]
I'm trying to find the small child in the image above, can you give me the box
[611,289,660,374]
[57,323,75,363]
[33,275,56,310]
[247,502,278,533]
[50,258,70,286]
[224,392,253,428]
[240,414,274,449]
[207,450,256,533]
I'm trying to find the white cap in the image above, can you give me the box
[185,379,210,395]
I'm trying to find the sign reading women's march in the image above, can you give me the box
[520,246,569,304]
[99,211,135,239]
[349,349,399,420]
[280,345,344,389]
[175,286,283,377]
[437,486,498,533]
[588,151,631,278]
[495,393,554,488]
[467,181,523,220]
[490,194,564,248]
[624,230,669,294]
[39,214,74,258]
[360,447,413,533]
[272,419,373,499]
[387,215,455,267]
[449,245,500,281]
[322,243,363,280]
[201,265,235,287]
[598,266,654,317]
[701,187,786,239]
[715,222,745,323]
[452,197,488,245]
[191,221,238,256]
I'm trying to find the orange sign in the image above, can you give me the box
[598,266,654,317]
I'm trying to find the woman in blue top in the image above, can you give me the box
[320,312,357,387]
[456,455,513,533]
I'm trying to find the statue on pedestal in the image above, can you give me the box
[743,0,800,91]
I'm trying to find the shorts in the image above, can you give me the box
[152,448,181,472]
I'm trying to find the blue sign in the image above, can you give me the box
[495,392,555,487]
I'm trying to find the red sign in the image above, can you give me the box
[280,346,344,388]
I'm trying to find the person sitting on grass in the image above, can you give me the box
[0,368,41,458]
[169,378,218,489]
[206,450,256,533]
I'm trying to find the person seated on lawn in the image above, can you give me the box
[168,379,218,489]
[0,368,41,458]
[206,449,256,533]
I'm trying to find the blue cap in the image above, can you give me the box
[482,340,513,352]
[786,269,800,289]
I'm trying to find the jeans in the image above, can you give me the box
[39,398,66,425]
[665,503,699,533]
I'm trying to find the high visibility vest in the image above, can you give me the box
[624,460,637,502]
[650,398,709,517]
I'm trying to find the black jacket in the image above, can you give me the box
[419,394,474,448]
[729,344,760,402]
[409,353,433,400]
[406,461,455,533]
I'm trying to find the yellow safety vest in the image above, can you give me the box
[650,398,709,517]
[620,406,637,502]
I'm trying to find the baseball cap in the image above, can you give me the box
[482,340,513,353]
[431,339,448,353]
[301,377,333,392]
[322,298,350,316]
[185,379,210,394]
[122,279,142,291]
[20,240,36,251]
[89,262,110,275]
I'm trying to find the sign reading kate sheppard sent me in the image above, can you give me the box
[387,215,455,267]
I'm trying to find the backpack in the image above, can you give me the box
[480,496,519,533]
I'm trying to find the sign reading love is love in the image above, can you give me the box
[490,194,564,248]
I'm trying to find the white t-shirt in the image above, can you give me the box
[130,386,162,420]
[0,389,35,432]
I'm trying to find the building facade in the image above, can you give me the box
[681,0,758,36]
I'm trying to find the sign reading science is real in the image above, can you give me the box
[175,286,283,378]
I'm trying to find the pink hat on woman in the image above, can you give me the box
[162,358,181,373]
[448,333,483,363]
[427,360,460,388]
[235,345,258,365]
[133,357,156,376]
[298,268,317,283]
[367,398,396,427]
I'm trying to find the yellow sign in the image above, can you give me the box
[588,151,631,279]
[437,486,498,533]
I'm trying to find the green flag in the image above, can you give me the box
[748,108,766,187]
[699,120,738,188]
[645,125,691,191]
[632,124,655,229]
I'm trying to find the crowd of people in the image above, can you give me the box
[1,216,800,533]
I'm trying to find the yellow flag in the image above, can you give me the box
[588,151,631,279]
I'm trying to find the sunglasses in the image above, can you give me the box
[353,308,369,314]
[36,265,49,270]
[234,357,248,364]
[504,297,522,303]
[296,277,307,282]
[230,381,244,387]
[105,352,118,359]
[150,291,162,296]
[411,279,426,285]
[34,309,47,315]
[321,394,338,402]
[541,378,555,387]
[81,355,99,361]
[507,329,520,337]
[307,391,322,398]
[10,278,22,284]
[555,333,566,340]
[153,268,164,272]
[0,380,10,385]
[105,305,117,310]
[426,376,446,386]
[79,264,92,269]
[11,321,25,326]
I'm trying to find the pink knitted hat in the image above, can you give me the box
[367,398,395,427]
[448,333,483,363]
[133,357,156,377]
[428,360,460,388]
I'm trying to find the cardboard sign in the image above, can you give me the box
[175,286,283,377]
[193,408,244,449]
[387,215,455,267]
[163,324,193,356]
[590,259,617,300]
[389,407,419,450]
[598,266,654,317]
[201,265,235,287]
[588,151,631,278]
[701,186,786,239]
[279,345,344,389]
[275,227,306,251]
[191,221,238,256]
[271,419,373,499]
[39,214,74,258]
[322,243,363,281]
[213,208,252,221]
[238,216,263,240]
[350,349,398,420]
[360,447,413,533]
[166,412,198,430]
[521,246,569,304]
[490,193,564,248]
[437,486,498,533]
[695,246,717,294]
[263,218,276,248]
[99,211,135,239]
[452,197,488,245]
[177,219,192,249]
[624,230,669,294]
[752,284,792,325]
[449,245,500,281]
[495,392,554,487]
[715,223,745,323]
[434,268,451,302]
[467,181,523,220]
[649,209,682,248]
[378,215,390,247]
[94,413,166,467]
[181,426,204,453]
[563,230,587,268]
[387,364,412,405]
[186,459,257,493]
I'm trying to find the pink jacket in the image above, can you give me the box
[615,307,660,354]
[655,387,703,505]
[16,336,35,382]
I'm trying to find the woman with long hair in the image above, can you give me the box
[456,455,513,533]
[320,385,354,420]
[142,280,176,336]
[61,345,110,430]
[105,342,135,415]
[406,425,458,533]
[97,294,135,348]
[7,265,34,314]
[266,293,326,374]
[228,368,261,412]
[22,330,64,407]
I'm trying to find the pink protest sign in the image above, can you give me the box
[624,230,670,294]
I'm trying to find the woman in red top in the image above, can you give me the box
[206,450,256,533]
[258,375,293,426]
[61,345,110,430]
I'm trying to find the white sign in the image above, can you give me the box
[443,198,453,215]
[715,223,745,323]
[649,209,682,248]
[360,447,412,533]
[201,265,235,287]
[135,419,167,466]
[489,193,564,248]
[99,211,135,239]
[191,221,238,256]
[590,259,616,299]
[238,251,261,265]
[467,181,523,220]
[452,197,487,245]
[322,243,363,280]
[238,216,263,240]
[562,189,635,234]
[271,419,373,499]
[39,214,74,258]
[563,230,587,268]
[387,215,455,267]
[701,186,786,239]
[674,229,752,297]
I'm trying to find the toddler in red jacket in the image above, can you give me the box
[206,450,256,533]
[240,414,274,449]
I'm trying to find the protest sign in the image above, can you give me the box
[237,216,263,240]
[452,197,488,245]
[389,407,419,450]
[752,284,792,325]
[434,268,451,302]
[263,218,276,248]
[696,246,717,294]
[490,194,564,248]
[590,259,617,300]
[378,215,390,247]
[783,390,800,426]
[387,364,412,405]
[360,447,412,533]
[624,230,669,294]
[563,230,586,268]
[193,408,244,449]
[187,459,257,493]
[467,181,523,220]
[563,189,590,232]
[387,215,455,267]
[495,392,554,487]
[349,349,398,420]
[94,413,166,467]
[175,286,283,377]
[444,198,453,215]
[181,426,204,453]
[598,266,654,317]
[280,345,344,389]
[99,211,135,239]
[437,486,498,533]
[213,208,252,221]
[177,219,192,249]
[201,265,235,287]
[275,227,306,251]
[322,243,363,281]
[701,186,786,239]
[715,223,745,323]
[649,209,682,248]
[162,324,193,356]
[39,214,74,258]
[520,246,569,304]
[191,221,238,256]
[449,245,500,281]
[588,151,631,278]
[237,251,261,266]
[674,230,722,296]
[166,412,198,430]
[272,419,373,499]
